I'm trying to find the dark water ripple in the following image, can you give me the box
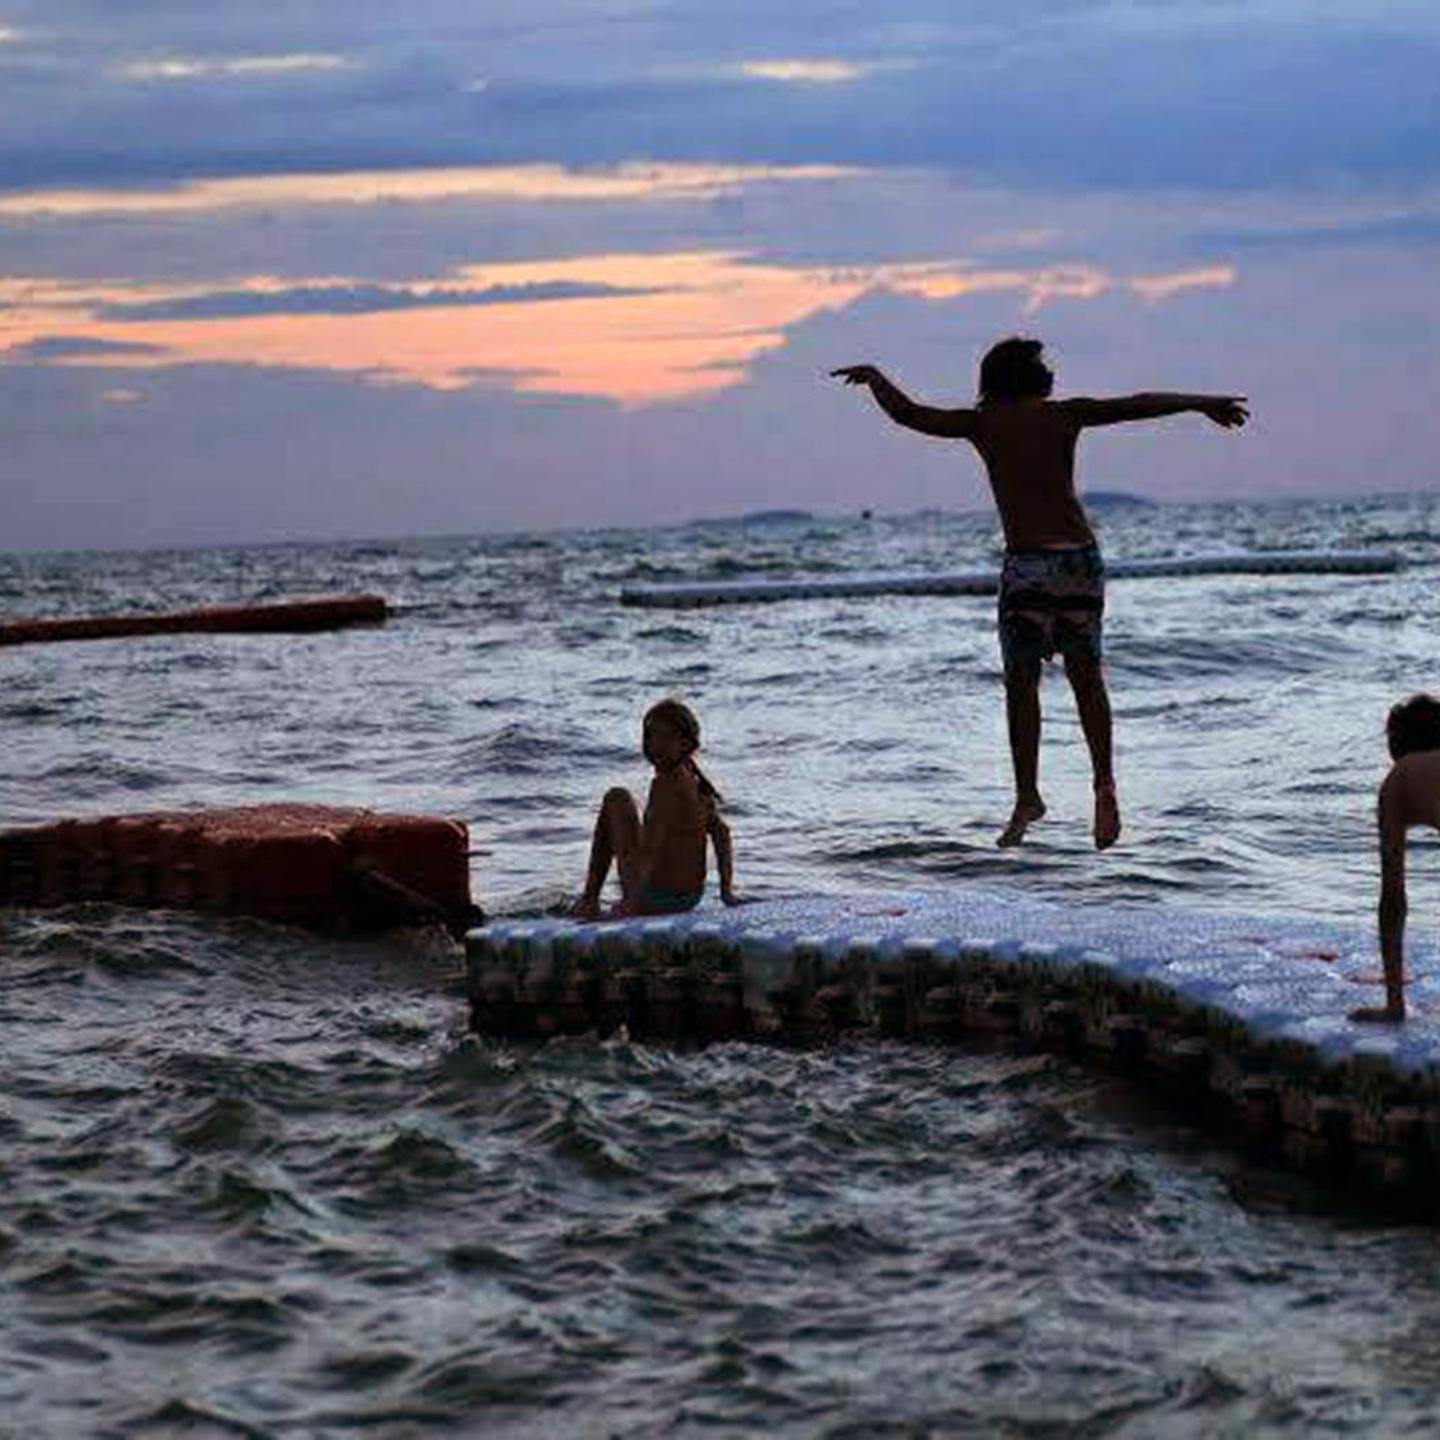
[4,495,1440,1431]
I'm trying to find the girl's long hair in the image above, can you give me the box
[644,698,722,805]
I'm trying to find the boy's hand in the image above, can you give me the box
[831,364,882,387]
[1200,397,1248,429]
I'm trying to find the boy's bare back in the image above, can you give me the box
[967,399,1094,550]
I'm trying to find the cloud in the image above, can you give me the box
[739,59,876,84]
[96,278,669,321]
[876,261,1236,315]
[0,248,1239,401]
[1128,265,1237,304]
[116,53,353,82]
[0,5,1436,193]
[0,162,861,217]
[1199,215,1440,253]
[6,334,169,359]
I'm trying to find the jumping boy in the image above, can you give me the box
[833,337,1247,849]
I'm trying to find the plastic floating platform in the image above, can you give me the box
[0,803,474,932]
[0,594,387,646]
[468,890,1440,1198]
[619,550,1404,608]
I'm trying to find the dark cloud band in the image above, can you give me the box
[96,279,667,321]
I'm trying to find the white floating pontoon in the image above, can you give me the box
[620,550,1404,608]
[468,888,1440,1198]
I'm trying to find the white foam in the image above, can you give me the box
[620,550,1403,608]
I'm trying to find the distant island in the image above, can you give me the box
[1082,490,1157,508]
[739,508,814,525]
[689,508,815,529]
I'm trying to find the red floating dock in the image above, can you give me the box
[0,803,477,934]
[0,595,387,647]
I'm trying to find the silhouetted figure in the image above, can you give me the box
[833,337,1247,849]
[1352,695,1440,1023]
[575,698,738,918]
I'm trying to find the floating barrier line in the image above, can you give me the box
[466,891,1440,1200]
[0,594,388,647]
[619,550,1403,608]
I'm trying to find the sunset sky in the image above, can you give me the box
[2,2,1437,550]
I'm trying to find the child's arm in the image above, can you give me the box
[832,365,978,439]
[1353,772,1409,1022]
[708,808,738,905]
[1062,394,1248,429]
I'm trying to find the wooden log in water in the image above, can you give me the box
[0,594,388,647]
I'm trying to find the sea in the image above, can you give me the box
[3,491,1440,1437]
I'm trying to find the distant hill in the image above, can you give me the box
[1082,490,1157,508]
[739,508,814,525]
[689,508,815,528]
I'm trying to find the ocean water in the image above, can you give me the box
[4,492,1440,1435]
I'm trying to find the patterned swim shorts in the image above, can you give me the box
[998,543,1105,675]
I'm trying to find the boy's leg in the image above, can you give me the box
[1062,650,1120,849]
[577,787,641,916]
[998,657,1046,847]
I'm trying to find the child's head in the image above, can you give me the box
[1387,693,1440,760]
[643,697,701,767]
[643,697,722,803]
[978,336,1054,403]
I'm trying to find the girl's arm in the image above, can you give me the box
[832,365,978,439]
[1062,394,1248,429]
[708,809,738,904]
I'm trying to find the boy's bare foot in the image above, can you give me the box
[573,895,601,921]
[997,797,1046,848]
[1350,1005,1404,1024]
[1094,782,1121,850]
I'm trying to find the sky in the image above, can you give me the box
[1,2,1438,550]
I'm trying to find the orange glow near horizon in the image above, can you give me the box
[0,253,1237,404]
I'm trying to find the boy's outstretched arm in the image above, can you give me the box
[1063,394,1248,429]
[831,364,977,439]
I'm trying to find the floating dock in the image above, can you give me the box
[0,803,474,932]
[620,551,1403,608]
[0,594,387,646]
[467,891,1440,1199]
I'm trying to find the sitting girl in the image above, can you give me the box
[576,699,736,919]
